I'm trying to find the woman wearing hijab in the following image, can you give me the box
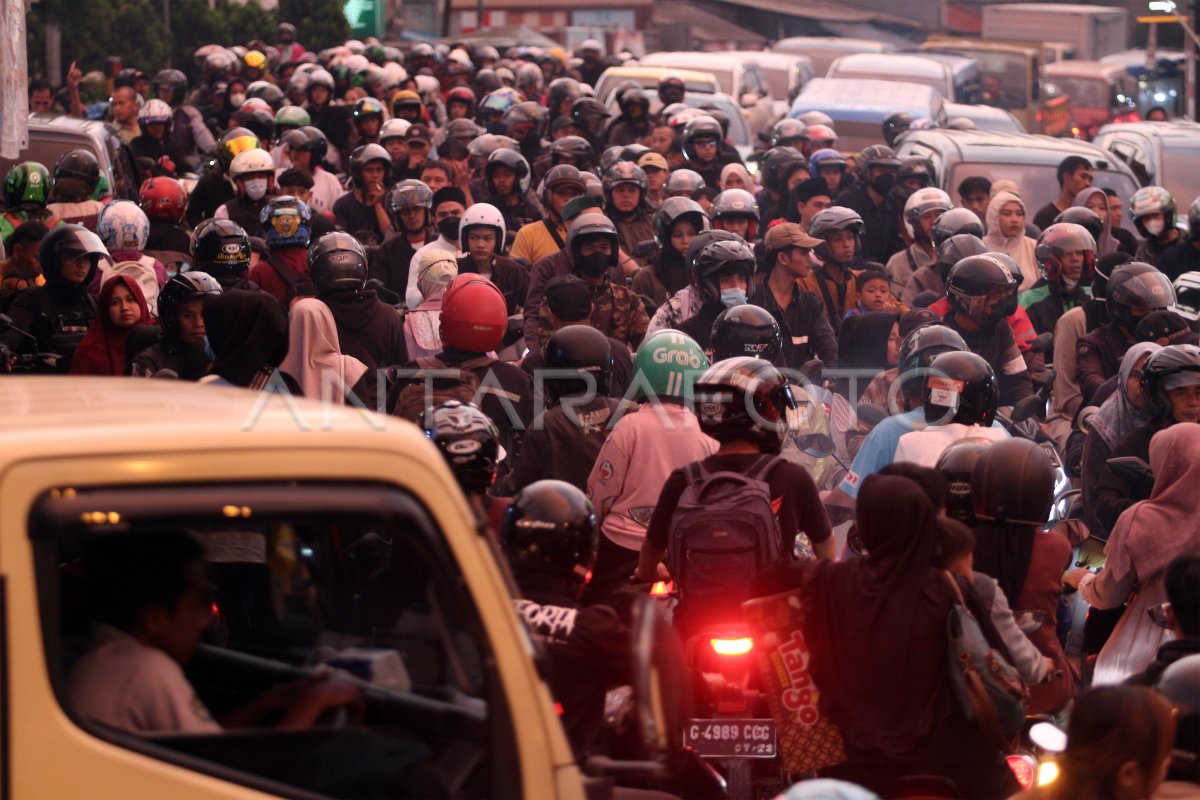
[719,163,755,195]
[982,190,1039,292]
[403,251,458,360]
[199,290,292,392]
[279,298,369,405]
[1071,187,1120,258]
[1067,423,1200,684]
[971,438,1076,714]
[837,311,899,404]
[631,198,708,308]
[1080,342,1160,537]
[69,274,150,376]
[753,474,1018,798]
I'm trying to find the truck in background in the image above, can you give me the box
[981,4,1129,61]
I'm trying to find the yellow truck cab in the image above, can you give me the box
[0,378,585,799]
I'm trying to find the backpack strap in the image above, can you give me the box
[265,254,305,291]
[543,218,566,249]
[745,454,778,483]
[943,571,972,616]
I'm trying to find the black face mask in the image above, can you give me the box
[871,171,896,195]
[437,216,461,240]
[577,252,610,278]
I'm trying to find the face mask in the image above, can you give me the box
[871,172,896,195]
[720,287,747,308]
[577,252,610,278]
[243,177,268,201]
[437,216,461,241]
[1144,219,1166,237]
[229,93,246,108]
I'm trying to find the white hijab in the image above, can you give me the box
[279,299,369,404]
[982,190,1039,291]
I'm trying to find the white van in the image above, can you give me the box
[772,37,897,82]
[637,52,776,133]
[826,53,956,100]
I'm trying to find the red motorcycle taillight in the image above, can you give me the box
[710,637,753,657]
[650,580,673,597]
[1007,754,1036,790]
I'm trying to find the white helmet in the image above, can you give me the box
[380,118,412,142]
[229,148,277,180]
[97,200,150,252]
[903,187,954,240]
[138,98,172,124]
[414,74,441,100]
[458,202,507,251]
[1173,271,1200,322]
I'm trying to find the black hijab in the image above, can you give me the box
[202,290,288,387]
[757,475,958,754]
[838,311,899,403]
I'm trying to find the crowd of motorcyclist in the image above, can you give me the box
[4,22,1200,800]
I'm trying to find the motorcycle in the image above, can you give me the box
[1007,716,1067,792]
[0,314,60,374]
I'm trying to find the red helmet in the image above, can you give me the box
[139,177,187,224]
[440,274,508,352]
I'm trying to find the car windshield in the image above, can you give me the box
[0,135,103,188]
[1051,76,1111,109]
[618,89,751,146]
[947,162,1139,232]
[935,50,1030,110]
[1161,140,1200,208]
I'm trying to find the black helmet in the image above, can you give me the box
[692,237,755,303]
[618,87,650,115]
[711,304,782,363]
[946,253,1020,323]
[807,206,864,263]
[897,156,934,189]
[503,101,548,143]
[297,126,330,166]
[547,77,583,115]
[485,148,532,195]
[52,150,101,198]
[771,118,809,148]
[897,322,968,402]
[157,271,222,335]
[923,351,999,427]
[1141,344,1200,419]
[191,218,250,279]
[308,231,368,295]
[598,145,624,177]
[38,224,108,288]
[971,438,1057,526]
[932,208,985,247]
[501,480,598,592]
[1054,206,1103,243]
[1106,262,1176,334]
[694,357,798,454]
[602,161,646,206]
[711,189,760,230]
[387,179,434,229]
[682,115,723,161]
[760,146,807,194]
[423,400,502,493]
[935,234,989,282]
[882,112,914,147]
[620,143,652,164]
[550,135,595,171]
[665,169,706,197]
[541,164,586,209]
[859,143,901,172]
[936,437,997,524]
[567,212,620,273]
[543,324,613,402]
[570,97,610,137]
[443,117,484,144]
[151,69,188,105]
[652,196,709,248]
[658,74,686,104]
[1036,223,1096,286]
[348,143,391,186]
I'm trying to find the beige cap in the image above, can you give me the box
[637,151,669,171]
[764,221,822,251]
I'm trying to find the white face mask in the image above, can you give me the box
[1145,219,1166,237]
[243,177,269,201]
[229,93,246,108]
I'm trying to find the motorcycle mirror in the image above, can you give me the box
[855,402,888,428]
[629,594,690,763]
[1105,455,1154,486]
[1011,394,1045,423]
[1029,721,1067,753]
[797,432,837,459]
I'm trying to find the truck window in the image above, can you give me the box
[32,482,520,799]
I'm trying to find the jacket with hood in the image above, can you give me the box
[69,275,151,376]
[320,289,408,412]
[0,255,99,373]
[983,191,1039,292]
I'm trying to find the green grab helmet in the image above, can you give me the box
[4,161,51,208]
[632,329,709,404]
[92,172,110,201]
[275,105,312,130]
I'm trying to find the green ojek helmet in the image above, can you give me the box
[4,161,51,208]
[632,329,709,404]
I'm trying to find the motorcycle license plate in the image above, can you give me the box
[684,719,777,758]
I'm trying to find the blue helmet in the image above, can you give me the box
[259,195,312,249]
